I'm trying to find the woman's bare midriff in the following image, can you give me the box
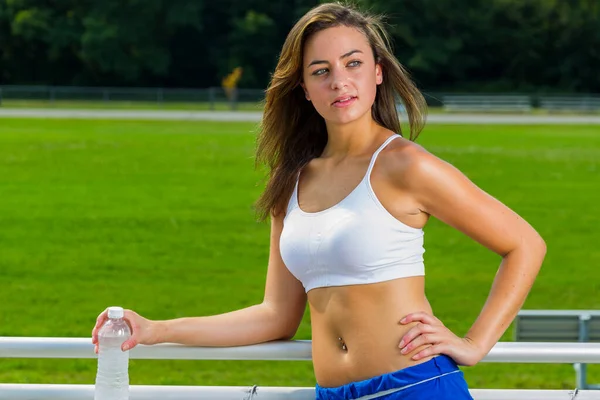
[308,276,435,388]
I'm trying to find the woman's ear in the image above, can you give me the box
[300,82,311,101]
[375,63,383,85]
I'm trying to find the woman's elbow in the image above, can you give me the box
[261,305,302,341]
[275,320,302,340]
[262,298,306,341]
[532,232,547,259]
[277,330,297,341]
[524,231,547,269]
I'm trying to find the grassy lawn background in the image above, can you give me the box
[0,118,598,389]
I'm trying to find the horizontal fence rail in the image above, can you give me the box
[2,337,600,363]
[2,338,599,399]
[0,85,266,111]
[0,384,595,400]
[0,85,266,102]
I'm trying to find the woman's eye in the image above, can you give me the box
[313,68,328,76]
[348,60,362,67]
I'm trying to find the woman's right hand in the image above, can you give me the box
[92,308,160,353]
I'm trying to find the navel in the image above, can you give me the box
[338,337,347,351]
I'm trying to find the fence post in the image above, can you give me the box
[575,314,592,389]
[230,88,238,111]
[209,87,215,110]
[157,88,164,107]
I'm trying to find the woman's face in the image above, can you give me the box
[301,25,382,126]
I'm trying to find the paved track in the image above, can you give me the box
[1,108,600,125]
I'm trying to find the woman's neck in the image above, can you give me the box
[322,116,387,159]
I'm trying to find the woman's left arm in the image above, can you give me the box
[396,145,547,366]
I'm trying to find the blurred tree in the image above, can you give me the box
[0,0,203,85]
[360,0,498,91]
[362,0,600,93]
[227,10,276,88]
[1,0,82,84]
[0,0,597,92]
[492,0,600,93]
[79,0,203,84]
[0,1,11,83]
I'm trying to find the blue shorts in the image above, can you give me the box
[315,355,473,400]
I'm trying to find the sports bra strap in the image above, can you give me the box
[289,173,300,209]
[365,135,399,178]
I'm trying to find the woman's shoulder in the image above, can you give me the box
[380,135,434,172]
[379,135,454,190]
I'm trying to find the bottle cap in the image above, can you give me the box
[107,306,124,319]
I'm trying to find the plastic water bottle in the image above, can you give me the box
[94,306,131,400]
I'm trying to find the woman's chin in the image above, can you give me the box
[323,109,370,126]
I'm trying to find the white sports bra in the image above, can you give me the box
[279,135,425,293]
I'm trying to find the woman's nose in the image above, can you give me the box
[330,68,349,90]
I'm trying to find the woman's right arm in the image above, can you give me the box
[92,213,307,352]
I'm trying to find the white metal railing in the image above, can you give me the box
[442,95,533,112]
[1,337,599,399]
[0,384,597,400]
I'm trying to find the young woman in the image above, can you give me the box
[92,3,546,399]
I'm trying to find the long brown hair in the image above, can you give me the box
[255,2,427,221]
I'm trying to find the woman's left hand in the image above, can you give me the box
[398,312,484,367]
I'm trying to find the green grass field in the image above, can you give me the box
[0,118,599,389]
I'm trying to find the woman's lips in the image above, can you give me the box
[332,96,357,108]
